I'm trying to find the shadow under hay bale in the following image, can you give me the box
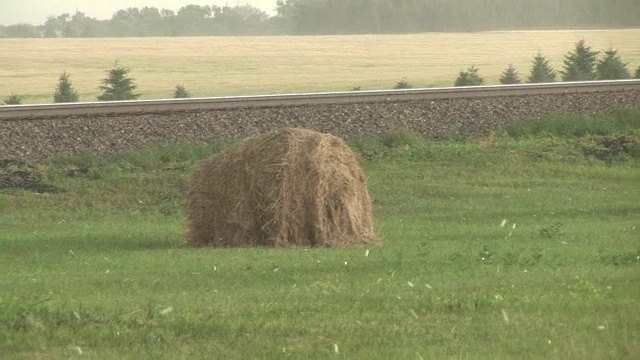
[186,128,376,247]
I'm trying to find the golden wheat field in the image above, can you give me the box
[1,29,639,104]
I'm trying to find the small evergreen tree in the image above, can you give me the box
[528,52,556,83]
[393,78,412,89]
[499,64,522,84]
[53,72,79,103]
[173,84,191,98]
[561,39,599,81]
[454,66,484,86]
[596,48,630,80]
[97,62,140,101]
[4,93,23,105]
[636,66,640,79]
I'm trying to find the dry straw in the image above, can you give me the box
[186,128,376,247]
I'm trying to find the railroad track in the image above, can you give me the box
[2,80,639,120]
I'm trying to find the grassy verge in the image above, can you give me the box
[1,112,639,359]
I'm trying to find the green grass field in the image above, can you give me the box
[1,112,639,359]
[1,29,639,104]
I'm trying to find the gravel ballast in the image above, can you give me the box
[1,90,639,162]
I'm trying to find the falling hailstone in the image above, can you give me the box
[501,309,509,323]
[160,307,173,315]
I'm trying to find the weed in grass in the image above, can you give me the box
[500,110,640,164]
[380,126,422,149]
[537,222,564,239]
[480,245,494,262]
[0,160,58,193]
[568,277,605,299]
[504,109,640,138]
[108,139,236,171]
[597,250,640,266]
[578,134,639,164]
[348,135,387,160]
[1,294,88,333]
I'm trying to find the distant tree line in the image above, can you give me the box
[1,0,639,37]
[0,5,272,38]
[274,0,640,34]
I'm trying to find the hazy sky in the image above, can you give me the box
[0,0,278,25]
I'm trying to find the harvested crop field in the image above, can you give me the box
[1,29,639,103]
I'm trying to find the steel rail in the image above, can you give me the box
[1,80,639,120]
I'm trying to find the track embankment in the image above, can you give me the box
[1,82,639,161]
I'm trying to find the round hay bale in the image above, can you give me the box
[186,127,376,247]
